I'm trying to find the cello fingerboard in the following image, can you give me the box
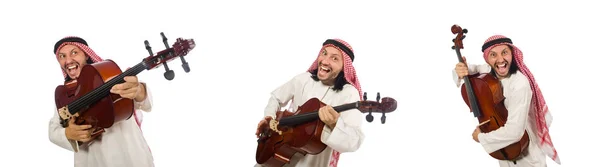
[278,102,358,127]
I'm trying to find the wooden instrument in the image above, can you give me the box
[256,92,397,167]
[451,25,529,161]
[55,32,195,139]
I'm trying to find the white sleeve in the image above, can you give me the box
[263,73,307,119]
[320,86,365,153]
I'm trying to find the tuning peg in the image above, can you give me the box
[461,36,466,40]
[381,112,386,124]
[463,29,468,33]
[182,61,190,73]
[451,46,456,50]
[164,68,175,80]
[363,92,367,101]
[376,92,380,102]
[366,112,374,123]
[145,40,174,80]
[161,32,190,73]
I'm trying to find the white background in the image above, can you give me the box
[0,0,597,166]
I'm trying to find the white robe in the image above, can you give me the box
[49,82,154,167]
[255,72,365,167]
[453,64,549,167]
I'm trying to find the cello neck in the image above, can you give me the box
[277,102,358,127]
[65,61,148,115]
[451,24,482,117]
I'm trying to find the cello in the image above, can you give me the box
[55,32,195,139]
[256,92,397,167]
[451,25,529,161]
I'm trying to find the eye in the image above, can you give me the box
[71,51,77,55]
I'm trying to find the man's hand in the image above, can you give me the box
[65,119,93,142]
[318,105,340,129]
[455,56,469,79]
[256,116,272,138]
[110,76,146,102]
[472,125,481,143]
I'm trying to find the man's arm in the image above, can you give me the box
[134,82,153,112]
[477,77,532,153]
[263,72,308,118]
[452,63,491,87]
[320,86,365,153]
[48,107,79,152]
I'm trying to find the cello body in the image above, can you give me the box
[55,60,134,138]
[255,98,328,167]
[460,73,530,160]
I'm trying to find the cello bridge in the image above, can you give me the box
[269,120,282,135]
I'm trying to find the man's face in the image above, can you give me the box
[57,44,89,79]
[316,46,344,85]
[485,44,513,79]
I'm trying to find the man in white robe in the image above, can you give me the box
[452,35,560,167]
[255,39,365,167]
[48,36,155,167]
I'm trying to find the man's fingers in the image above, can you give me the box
[80,137,91,143]
[75,125,92,130]
[318,108,325,121]
[123,76,138,83]
[121,93,136,99]
[78,133,90,139]
[321,109,330,122]
[111,82,137,92]
[75,129,92,135]
[328,107,338,116]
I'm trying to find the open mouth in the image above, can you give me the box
[496,62,507,74]
[66,64,79,76]
[318,66,331,76]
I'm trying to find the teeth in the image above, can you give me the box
[320,66,330,71]
[68,65,77,70]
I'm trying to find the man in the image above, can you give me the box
[254,39,365,167]
[452,35,560,167]
[48,36,155,167]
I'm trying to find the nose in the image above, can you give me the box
[64,56,75,64]
[493,56,504,63]
[321,56,332,65]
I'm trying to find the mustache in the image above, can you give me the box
[318,62,330,67]
[494,59,509,66]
